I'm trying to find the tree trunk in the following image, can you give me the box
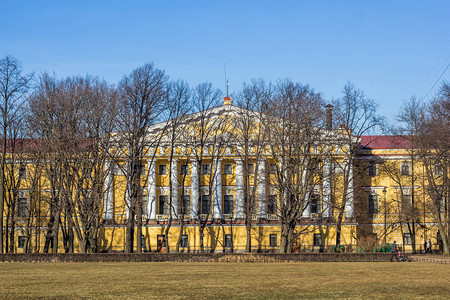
[199,223,205,253]
[136,203,143,253]
[335,209,344,248]
[9,217,15,253]
[280,222,290,253]
[43,207,56,253]
[0,102,7,253]
[52,213,60,253]
[125,211,135,253]
[245,218,252,253]
[176,220,184,253]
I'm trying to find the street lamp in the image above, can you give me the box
[382,187,387,245]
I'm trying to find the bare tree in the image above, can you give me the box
[116,63,169,253]
[392,96,426,253]
[158,80,191,253]
[331,82,383,250]
[184,82,229,252]
[377,158,419,246]
[417,82,449,254]
[233,79,272,252]
[0,56,33,253]
[265,80,324,253]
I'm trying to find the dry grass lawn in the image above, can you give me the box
[1,262,449,299]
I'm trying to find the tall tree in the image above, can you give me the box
[0,56,33,253]
[417,82,449,254]
[160,80,191,253]
[331,83,383,249]
[233,79,272,252]
[392,96,426,253]
[265,80,324,253]
[116,63,169,253]
[184,82,227,252]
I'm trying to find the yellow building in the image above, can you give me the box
[2,98,447,254]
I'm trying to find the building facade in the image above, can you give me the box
[2,98,448,253]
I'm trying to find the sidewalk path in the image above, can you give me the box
[410,254,450,264]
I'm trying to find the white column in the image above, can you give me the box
[235,159,244,219]
[125,182,131,219]
[257,160,266,218]
[190,159,199,219]
[104,160,114,220]
[170,159,178,218]
[213,159,222,219]
[302,191,311,218]
[147,160,157,220]
[301,160,309,218]
[322,158,332,218]
[345,160,354,218]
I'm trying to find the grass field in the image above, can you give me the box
[1,262,449,299]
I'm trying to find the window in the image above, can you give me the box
[180,164,189,175]
[401,194,412,213]
[269,164,277,175]
[267,195,277,214]
[439,195,446,213]
[310,194,321,214]
[434,164,444,176]
[85,166,93,179]
[223,164,233,175]
[223,195,234,215]
[132,163,145,175]
[202,164,211,175]
[248,163,255,174]
[368,193,378,214]
[269,234,277,247]
[158,195,169,214]
[141,195,148,215]
[18,236,26,248]
[18,166,27,180]
[367,162,377,176]
[112,163,121,175]
[403,233,412,245]
[157,234,167,248]
[333,163,343,174]
[158,164,167,175]
[224,234,233,248]
[314,233,322,246]
[310,162,321,175]
[400,162,411,176]
[181,235,189,248]
[181,195,190,215]
[201,195,210,214]
[18,197,27,217]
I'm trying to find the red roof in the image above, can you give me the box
[360,135,412,149]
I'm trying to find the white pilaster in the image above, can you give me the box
[190,159,199,219]
[322,158,332,218]
[345,160,354,218]
[257,160,266,218]
[213,159,223,219]
[125,182,131,219]
[147,160,157,220]
[302,191,311,218]
[104,160,114,220]
[170,159,178,218]
[235,159,244,219]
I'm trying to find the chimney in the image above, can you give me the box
[223,95,232,106]
[325,104,333,130]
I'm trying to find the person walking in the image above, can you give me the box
[424,239,428,254]
[391,241,398,262]
[427,239,432,254]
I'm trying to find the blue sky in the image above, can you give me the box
[1,0,449,124]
